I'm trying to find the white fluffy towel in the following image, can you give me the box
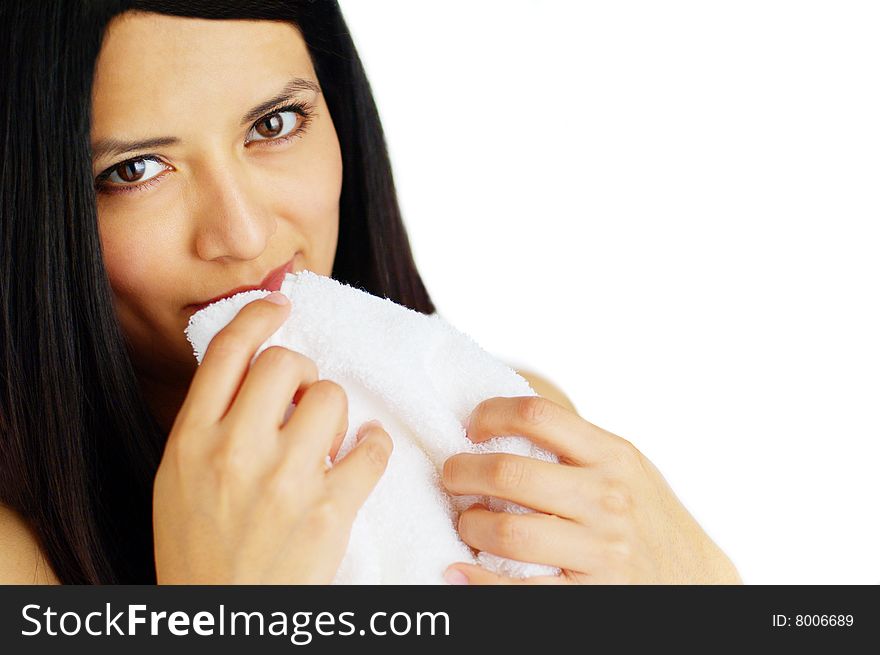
[184,270,560,584]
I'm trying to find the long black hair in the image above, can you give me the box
[0,0,434,584]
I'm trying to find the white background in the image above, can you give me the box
[337,0,880,584]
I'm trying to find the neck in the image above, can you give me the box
[138,374,189,435]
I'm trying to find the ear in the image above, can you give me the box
[513,368,579,415]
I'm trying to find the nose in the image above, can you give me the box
[190,159,276,262]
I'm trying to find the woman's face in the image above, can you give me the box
[90,12,342,392]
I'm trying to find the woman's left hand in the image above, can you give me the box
[441,396,742,585]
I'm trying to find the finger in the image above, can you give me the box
[466,396,622,465]
[326,427,348,463]
[180,293,292,427]
[443,453,588,521]
[443,563,568,586]
[325,426,393,518]
[224,346,319,435]
[457,506,596,572]
[279,379,349,469]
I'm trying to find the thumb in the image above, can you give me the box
[443,562,568,585]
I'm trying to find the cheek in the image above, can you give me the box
[269,135,341,213]
[97,210,197,374]
[97,209,184,311]
[264,129,343,260]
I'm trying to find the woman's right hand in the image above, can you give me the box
[152,291,392,584]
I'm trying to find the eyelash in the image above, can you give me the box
[94,100,315,195]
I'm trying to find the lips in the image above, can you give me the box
[187,257,295,313]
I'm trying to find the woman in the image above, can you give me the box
[0,1,740,584]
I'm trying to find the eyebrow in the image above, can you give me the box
[90,76,322,163]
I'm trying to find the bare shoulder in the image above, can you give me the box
[512,367,579,415]
[0,503,61,585]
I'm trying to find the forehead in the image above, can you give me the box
[91,12,314,136]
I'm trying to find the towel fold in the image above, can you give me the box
[184,270,560,584]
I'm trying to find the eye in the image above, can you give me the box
[246,109,300,143]
[99,156,169,188]
[94,103,314,195]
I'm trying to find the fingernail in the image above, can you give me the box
[443,567,469,585]
[357,419,383,442]
[265,291,289,305]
